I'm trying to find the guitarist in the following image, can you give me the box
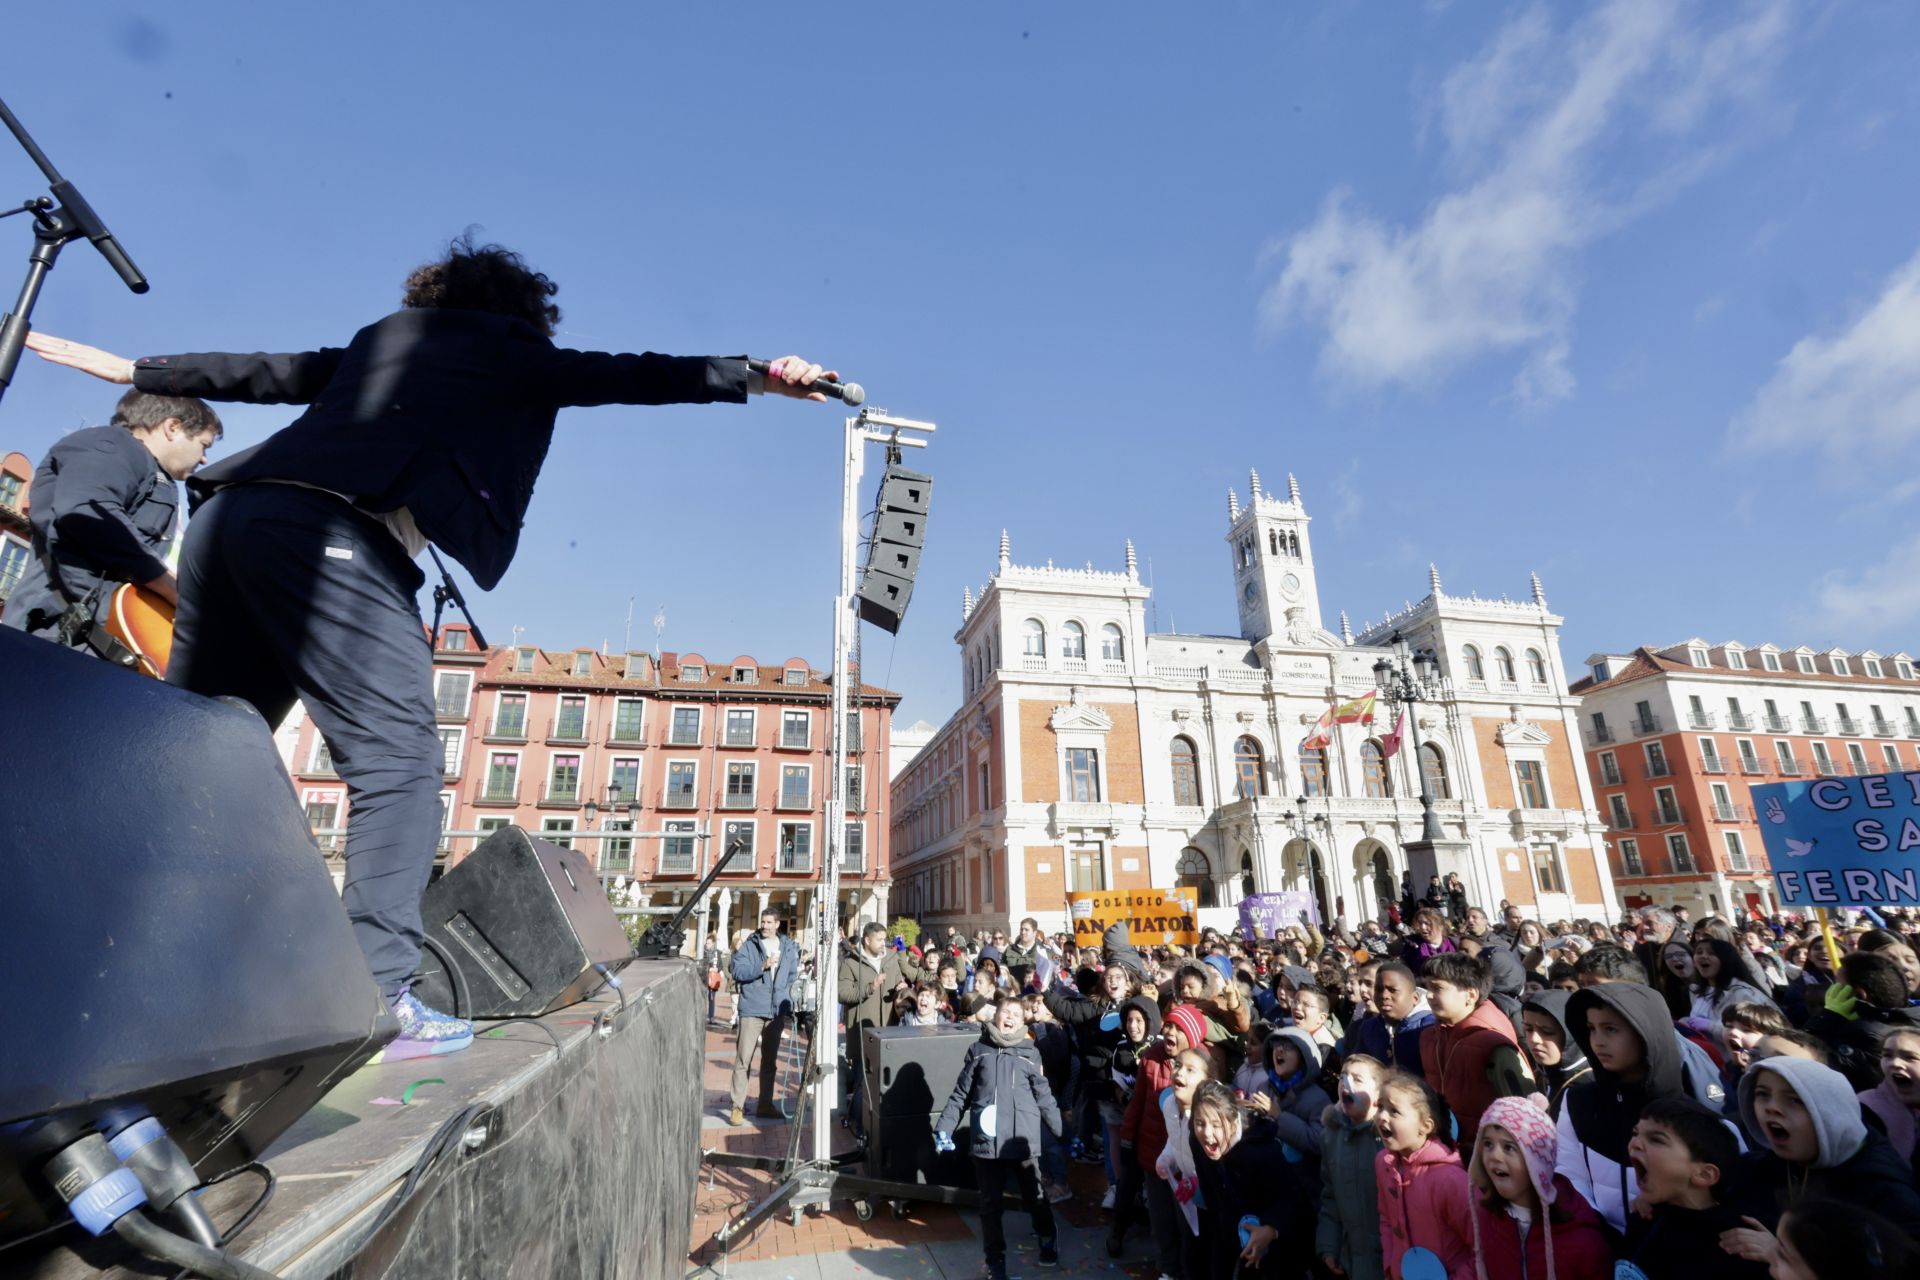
[0,390,220,660]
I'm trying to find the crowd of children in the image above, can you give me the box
[901,903,1920,1280]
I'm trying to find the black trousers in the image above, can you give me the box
[169,485,442,998]
[971,1156,1055,1266]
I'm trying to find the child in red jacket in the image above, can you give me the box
[1119,1004,1207,1280]
[1374,1071,1473,1280]
[1464,1094,1613,1280]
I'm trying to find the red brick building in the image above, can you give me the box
[0,451,34,612]
[279,624,900,946]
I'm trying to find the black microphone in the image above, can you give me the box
[748,358,865,406]
[49,180,148,294]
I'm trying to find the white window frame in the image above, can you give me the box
[669,705,702,746]
[724,759,757,806]
[661,819,699,872]
[302,787,345,853]
[1796,653,1816,674]
[1608,793,1631,828]
[1696,737,1721,771]
[484,749,521,799]
[1901,660,1917,680]
[546,751,583,802]
[1885,744,1905,771]
[1619,837,1644,877]
[608,755,642,803]
[1654,785,1680,824]
[1061,620,1086,659]
[1762,652,1782,672]
[781,709,811,749]
[610,696,645,741]
[664,758,699,804]
[841,822,865,874]
[492,690,529,737]
[1531,844,1566,894]
[1833,656,1852,676]
[438,726,464,778]
[1509,746,1551,808]
[540,816,576,848]
[1689,647,1709,667]
[1022,618,1047,658]
[1644,741,1669,776]
[783,666,808,687]
[1599,750,1621,785]
[1526,648,1548,685]
[433,669,472,718]
[1865,658,1884,678]
[1060,743,1107,804]
[1848,742,1869,771]
[515,646,536,673]
[308,733,336,774]
[778,820,815,872]
[553,693,589,739]
[1667,833,1695,872]
[723,706,757,747]
[779,763,813,809]
[1722,830,1749,872]
[1101,623,1125,662]
[599,818,635,872]
[1727,649,1747,670]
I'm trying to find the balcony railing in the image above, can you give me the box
[1739,757,1769,775]
[1777,756,1806,776]
[1837,716,1863,736]
[1587,724,1616,745]
[1814,757,1842,777]
[1727,712,1755,731]
[541,784,582,805]
[1632,714,1663,737]
[775,790,813,811]
[485,715,528,742]
[547,716,590,745]
[779,730,810,750]
[1646,759,1673,778]
[1763,715,1793,733]
[1802,715,1829,734]
[1605,810,1634,831]
[1600,768,1622,786]
[1700,756,1728,775]
[472,782,520,805]
[606,721,647,746]
[1908,721,1920,739]
[1711,801,1749,822]
[659,790,699,810]
[1654,803,1685,825]
[1686,711,1718,729]
[1873,719,1899,737]
[720,791,757,809]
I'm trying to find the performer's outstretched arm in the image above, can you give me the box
[28,331,344,404]
[23,332,135,384]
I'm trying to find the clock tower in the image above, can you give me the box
[1227,468,1324,644]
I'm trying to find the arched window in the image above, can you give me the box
[1100,623,1124,662]
[1061,620,1086,659]
[1462,644,1485,681]
[1268,530,1279,556]
[1495,647,1517,683]
[1360,740,1392,798]
[1170,736,1202,807]
[1240,851,1257,899]
[1526,648,1548,684]
[1300,744,1329,797]
[1289,531,1301,557]
[1234,736,1265,799]
[1421,743,1452,800]
[1022,618,1046,658]
[1176,847,1217,908]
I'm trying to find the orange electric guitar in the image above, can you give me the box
[103,583,176,679]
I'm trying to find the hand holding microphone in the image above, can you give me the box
[750,356,865,406]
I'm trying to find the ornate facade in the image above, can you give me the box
[888,471,1615,936]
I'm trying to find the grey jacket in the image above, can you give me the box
[1316,1105,1385,1280]
[935,1027,1062,1161]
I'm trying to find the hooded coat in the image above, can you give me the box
[1044,923,1141,1098]
[1484,950,1529,1044]
[1554,982,1684,1232]
[1465,1170,1611,1280]
[1318,1101,1386,1280]
[935,1021,1062,1161]
[1107,994,1162,1123]
[1804,998,1920,1090]
[1258,1027,1333,1168]
[1193,1115,1316,1280]
[1520,991,1591,1118]
[1375,1139,1474,1280]
[1352,1001,1436,1079]
[1731,1055,1920,1238]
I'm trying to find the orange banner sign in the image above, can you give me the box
[1067,887,1200,947]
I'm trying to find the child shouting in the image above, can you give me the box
[1620,1096,1767,1280]
[1373,1071,1473,1280]
[1858,1026,1920,1164]
[1190,1080,1315,1279]
[1248,1026,1332,1177]
[934,994,1062,1280]
[1556,982,1686,1232]
[1463,1095,1612,1280]
[1318,1054,1387,1280]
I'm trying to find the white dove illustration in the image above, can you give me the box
[1783,836,1817,858]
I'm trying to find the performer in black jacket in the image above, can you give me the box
[2,390,220,653]
[26,236,837,1061]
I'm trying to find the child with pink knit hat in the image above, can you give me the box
[1463,1094,1613,1280]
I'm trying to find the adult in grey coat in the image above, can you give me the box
[728,908,798,1123]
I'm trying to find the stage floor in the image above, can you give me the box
[15,960,701,1279]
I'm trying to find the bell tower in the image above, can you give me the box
[1226,469,1323,643]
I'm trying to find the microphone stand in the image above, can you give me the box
[0,95,150,408]
[427,545,487,649]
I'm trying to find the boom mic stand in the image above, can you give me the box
[0,95,150,407]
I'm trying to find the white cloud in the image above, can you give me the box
[1732,243,1920,456]
[1262,0,1791,405]
[1811,534,1920,635]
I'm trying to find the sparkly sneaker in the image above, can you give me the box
[371,990,474,1062]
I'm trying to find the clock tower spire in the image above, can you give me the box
[1226,468,1323,643]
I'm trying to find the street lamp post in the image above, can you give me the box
[1371,633,1469,893]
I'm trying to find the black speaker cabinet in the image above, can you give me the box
[862,1023,979,1189]
[411,826,634,1018]
[0,629,397,1241]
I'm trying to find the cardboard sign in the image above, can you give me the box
[1751,775,1920,908]
[1238,890,1321,936]
[1068,888,1199,946]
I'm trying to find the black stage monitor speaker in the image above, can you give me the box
[857,465,933,635]
[411,826,634,1018]
[0,629,398,1242]
[862,1023,979,1189]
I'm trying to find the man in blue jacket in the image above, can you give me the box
[730,907,798,1126]
[25,237,833,1062]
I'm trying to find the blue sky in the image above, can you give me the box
[5,3,1919,723]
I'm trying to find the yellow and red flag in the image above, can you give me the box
[1302,692,1376,750]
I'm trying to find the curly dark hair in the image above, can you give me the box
[401,233,560,335]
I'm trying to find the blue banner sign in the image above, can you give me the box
[1751,775,1920,907]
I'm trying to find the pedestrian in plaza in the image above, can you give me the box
[699,930,726,1026]
[728,907,797,1126]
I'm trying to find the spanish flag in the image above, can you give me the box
[1302,692,1376,750]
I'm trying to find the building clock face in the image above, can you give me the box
[1243,580,1260,606]
[1280,572,1303,600]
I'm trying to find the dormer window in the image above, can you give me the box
[732,666,756,684]
[573,653,593,676]
[1591,661,1611,683]
[443,629,468,652]
[682,664,706,681]
[1865,658,1883,678]
[1727,649,1747,670]
[1761,652,1781,672]
[783,667,808,687]
[1900,660,1916,680]
[515,647,536,673]
[1832,656,1851,676]
[1796,654,1816,674]
[1689,648,1709,667]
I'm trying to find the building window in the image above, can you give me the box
[1599,751,1621,786]
[438,727,463,777]
[1654,786,1681,824]
[608,756,640,805]
[1532,846,1565,894]
[1608,793,1631,829]
[842,823,865,874]
[1462,645,1485,681]
[979,761,992,812]
[725,708,755,747]
[1526,649,1548,684]
[1619,838,1644,876]
[0,537,28,601]
[778,822,814,871]
[1885,744,1904,772]
[1848,742,1870,773]
[665,760,698,805]
[1723,830,1750,872]
[1494,647,1517,684]
[845,710,864,753]
[845,765,864,811]
[1811,742,1835,775]
[1101,624,1125,662]
[681,662,706,681]
[553,695,587,741]
[1234,736,1266,799]
[547,753,581,802]
[780,764,811,809]
[308,735,336,775]
[1761,651,1782,672]
[1421,743,1451,800]
[1360,740,1391,799]
[1065,748,1101,802]
[1176,847,1216,907]
[1645,741,1670,778]
[601,820,633,871]
[1833,655,1852,676]
[0,473,20,508]
[1061,621,1085,659]
[611,698,644,742]
[442,628,468,652]
[1865,657,1884,677]
[477,816,510,835]
[1514,760,1549,808]
[723,761,756,808]
[540,817,575,848]
[661,820,697,872]
[1300,745,1329,798]
[670,707,701,745]
[1688,647,1709,667]
[1728,649,1747,670]
[492,692,528,738]
[781,710,810,749]
[1068,842,1106,892]
[484,752,519,801]
[731,665,755,684]
[1022,618,1046,658]
[305,794,341,853]
[1667,833,1695,873]
[515,647,536,673]
[1797,653,1816,674]
[570,652,591,676]
[1698,738,1723,772]
[433,671,471,718]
